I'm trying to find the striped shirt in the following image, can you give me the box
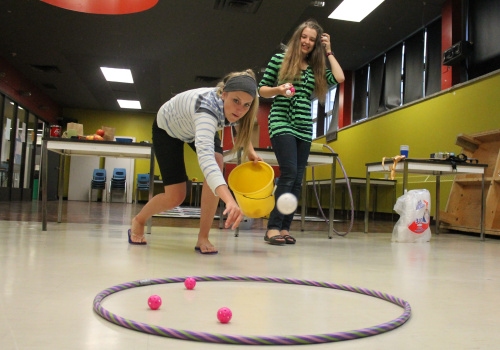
[259,53,338,142]
[157,87,235,193]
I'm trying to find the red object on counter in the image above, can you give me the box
[50,125,62,137]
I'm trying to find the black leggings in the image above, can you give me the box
[152,119,222,187]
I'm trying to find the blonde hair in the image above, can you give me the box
[278,19,328,104]
[216,69,259,157]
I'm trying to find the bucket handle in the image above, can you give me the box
[242,185,277,200]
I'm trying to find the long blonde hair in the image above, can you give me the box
[216,69,259,157]
[278,19,328,103]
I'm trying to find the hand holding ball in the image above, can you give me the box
[276,193,298,215]
[285,87,295,96]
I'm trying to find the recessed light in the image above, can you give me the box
[100,67,134,83]
[329,0,384,22]
[117,99,141,109]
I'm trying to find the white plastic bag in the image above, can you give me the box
[392,189,431,243]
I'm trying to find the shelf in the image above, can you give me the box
[443,129,500,236]
[455,177,493,186]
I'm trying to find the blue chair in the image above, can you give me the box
[134,173,150,204]
[89,169,107,202]
[109,168,127,202]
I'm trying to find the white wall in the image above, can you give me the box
[68,156,100,201]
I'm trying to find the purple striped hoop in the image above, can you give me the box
[93,275,411,345]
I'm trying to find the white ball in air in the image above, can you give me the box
[276,193,298,215]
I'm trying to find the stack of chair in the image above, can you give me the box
[109,168,127,203]
[89,169,107,202]
[134,173,150,204]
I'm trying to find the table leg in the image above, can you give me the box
[392,182,396,221]
[317,181,321,217]
[57,155,65,223]
[328,158,336,239]
[146,146,155,234]
[233,150,242,237]
[355,183,360,219]
[341,184,346,219]
[301,171,306,231]
[198,183,201,207]
[364,168,370,233]
[481,172,485,241]
[435,175,440,235]
[403,161,408,192]
[219,163,226,230]
[218,198,224,229]
[42,139,48,231]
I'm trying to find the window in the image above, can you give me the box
[357,21,441,121]
[1,97,15,189]
[311,98,318,139]
[324,85,337,134]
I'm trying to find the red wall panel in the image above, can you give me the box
[0,57,60,123]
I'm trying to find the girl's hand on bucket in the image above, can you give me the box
[248,151,263,164]
[224,201,243,229]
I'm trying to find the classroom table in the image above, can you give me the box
[306,177,397,220]
[222,148,338,238]
[364,158,488,240]
[41,138,155,232]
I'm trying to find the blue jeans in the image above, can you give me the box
[267,134,311,232]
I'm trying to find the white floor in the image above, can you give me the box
[1,219,499,349]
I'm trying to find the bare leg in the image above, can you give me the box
[130,182,186,243]
[196,153,223,253]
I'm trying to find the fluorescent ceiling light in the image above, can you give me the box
[100,67,134,83]
[117,99,141,109]
[329,0,384,22]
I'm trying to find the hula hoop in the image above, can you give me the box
[93,275,411,345]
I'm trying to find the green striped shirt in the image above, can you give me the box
[259,53,337,142]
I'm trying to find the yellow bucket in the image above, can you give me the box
[228,161,275,218]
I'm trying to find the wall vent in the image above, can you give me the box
[195,75,220,84]
[214,0,262,14]
[42,83,57,89]
[30,65,61,73]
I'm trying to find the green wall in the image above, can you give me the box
[312,71,500,215]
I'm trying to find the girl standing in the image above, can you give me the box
[259,19,345,245]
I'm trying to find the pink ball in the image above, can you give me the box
[217,307,232,323]
[148,295,162,310]
[290,87,296,93]
[184,277,196,290]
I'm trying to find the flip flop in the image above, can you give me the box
[194,246,218,254]
[264,232,285,246]
[282,234,296,244]
[128,229,147,245]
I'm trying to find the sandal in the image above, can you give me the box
[194,246,218,255]
[264,231,285,246]
[128,229,147,245]
[282,234,296,244]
